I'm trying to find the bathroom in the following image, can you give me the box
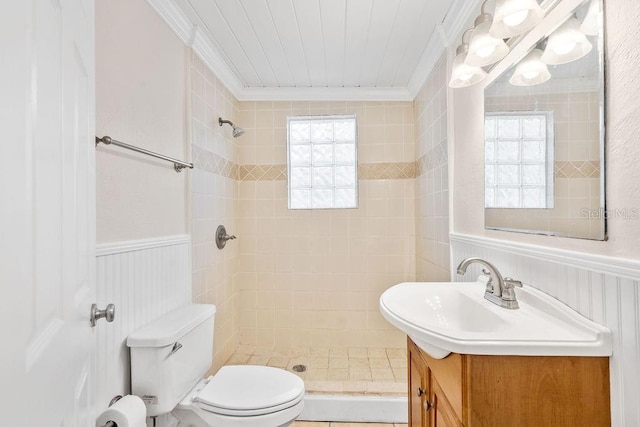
[2,0,639,425]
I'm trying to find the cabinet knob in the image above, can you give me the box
[417,387,425,397]
[424,400,433,411]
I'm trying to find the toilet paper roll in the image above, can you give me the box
[96,395,147,427]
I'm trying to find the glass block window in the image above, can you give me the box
[287,115,358,209]
[484,112,554,209]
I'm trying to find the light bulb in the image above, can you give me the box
[503,10,529,27]
[509,48,550,86]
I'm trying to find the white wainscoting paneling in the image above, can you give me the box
[95,235,192,422]
[450,233,640,427]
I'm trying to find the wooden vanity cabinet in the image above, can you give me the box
[407,337,610,427]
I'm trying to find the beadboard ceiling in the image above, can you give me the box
[149,0,478,100]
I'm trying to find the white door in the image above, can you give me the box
[0,0,97,425]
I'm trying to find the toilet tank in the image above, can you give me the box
[127,304,216,417]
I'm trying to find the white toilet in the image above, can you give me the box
[127,304,305,427]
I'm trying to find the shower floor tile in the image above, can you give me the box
[224,346,408,396]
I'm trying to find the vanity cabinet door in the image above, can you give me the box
[430,377,463,427]
[407,337,610,427]
[408,339,428,427]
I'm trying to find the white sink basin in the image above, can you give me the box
[379,279,612,359]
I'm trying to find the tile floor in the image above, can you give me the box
[292,423,407,427]
[225,345,408,396]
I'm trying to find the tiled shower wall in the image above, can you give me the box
[189,50,241,372]
[235,101,416,349]
[414,55,450,281]
[188,56,448,360]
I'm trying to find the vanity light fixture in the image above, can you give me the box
[580,0,601,36]
[449,29,488,88]
[489,0,544,39]
[509,48,551,86]
[466,1,510,67]
[541,16,592,65]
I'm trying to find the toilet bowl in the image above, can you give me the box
[127,305,305,427]
[173,366,305,427]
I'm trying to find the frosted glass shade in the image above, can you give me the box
[466,16,510,67]
[489,0,544,39]
[449,49,487,88]
[541,17,592,65]
[580,0,601,36]
[509,49,551,86]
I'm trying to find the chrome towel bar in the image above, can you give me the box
[96,135,194,172]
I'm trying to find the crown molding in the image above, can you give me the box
[190,27,245,96]
[145,0,245,97]
[147,0,455,102]
[145,0,192,43]
[407,0,478,97]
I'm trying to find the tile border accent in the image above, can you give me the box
[416,141,448,177]
[239,164,287,181]
[192,144,239,180]
[555,160,600,178]
[358,162,416,180]
[192,145,419,181]
[192,148,598,182]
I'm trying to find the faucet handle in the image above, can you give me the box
[501,277,522,304]
[481,269,494,293]
[504,277,523,288]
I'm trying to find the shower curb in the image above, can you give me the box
[298,394,408,423]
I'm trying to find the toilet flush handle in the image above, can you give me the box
[168,342,183,357]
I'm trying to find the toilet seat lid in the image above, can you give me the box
[194,365,305,415]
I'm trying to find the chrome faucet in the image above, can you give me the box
[456,257,523,309]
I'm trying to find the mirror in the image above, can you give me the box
[484,0,605,240]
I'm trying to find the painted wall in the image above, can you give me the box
[452,0,640,258]
[95,2,193,424]
[414,55,450,281]
[96,0,188,243]
[236,101,415,349]
[189,50,241,372]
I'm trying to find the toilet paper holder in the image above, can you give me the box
[99,395,123,427]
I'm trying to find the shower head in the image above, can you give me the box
[218,117,245,138]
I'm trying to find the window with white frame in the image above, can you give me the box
[287,115,358,209]
[484,112,554,209]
